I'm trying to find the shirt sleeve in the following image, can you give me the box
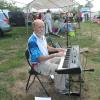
[28,40,43,62]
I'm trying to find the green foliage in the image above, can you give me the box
[0,0,8,9]
[0,0,21,11]
[85,1,93,8]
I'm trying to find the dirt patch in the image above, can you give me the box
[7,63,75,100]
[97,36,100,42]
[8,77,73,100]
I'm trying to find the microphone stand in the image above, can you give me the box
[66,19,69,48]
[66,22,69,47]
[66,17,73,48]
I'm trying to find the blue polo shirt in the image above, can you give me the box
[28,33,48,63]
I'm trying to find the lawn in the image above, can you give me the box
[0,23,100,100]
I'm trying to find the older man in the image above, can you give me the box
[27,19,69,94]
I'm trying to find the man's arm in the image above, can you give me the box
[38,51,65,62]
[47,45,65,53]
[38,45,66,62]
[38,54,56,61]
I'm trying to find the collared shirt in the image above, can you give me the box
[28,33,48,63]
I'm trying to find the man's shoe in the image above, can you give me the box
[58,89,73,95]
[48,75,54,83]
[58,90,69,94]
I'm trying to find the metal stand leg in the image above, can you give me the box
[26,74,31,91]
[65,74,82,100]
[68,75,71,97]
[26,73,49,96]
[36,75,50,97]
[26,74,36,92]
[79,74,82,100]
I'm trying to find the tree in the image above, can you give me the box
[0,0,21,11]
[0,0,8,9]
[85,0,93,20]
[85,0,93,8]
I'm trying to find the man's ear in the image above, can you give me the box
[32,22,35,31]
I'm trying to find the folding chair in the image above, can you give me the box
[25,49,49,96]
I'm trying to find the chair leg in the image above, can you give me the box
[26,74,36,92]
[36,75,50,97]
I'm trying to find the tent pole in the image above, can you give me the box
[26,6,29,35]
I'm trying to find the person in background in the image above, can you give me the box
[37,13,43,20]
[52,16,61,34]
[44,9,53,35]
[27,19,69,94]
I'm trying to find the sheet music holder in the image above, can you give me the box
[35,97,51,100]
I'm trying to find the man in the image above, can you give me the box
[44,10,53,35]
[28,19,69,94]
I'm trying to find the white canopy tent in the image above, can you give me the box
[24,0,80,12]
[27,0,73,10]
[23,0,80,34]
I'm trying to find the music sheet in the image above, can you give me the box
[35,97,51,100]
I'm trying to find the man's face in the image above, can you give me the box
[34,22,45,35]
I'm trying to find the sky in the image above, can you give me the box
[7,0,100,12]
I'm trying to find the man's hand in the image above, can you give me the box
[47,45,67,53]
[57,48,67,52]
[54,51,66,57]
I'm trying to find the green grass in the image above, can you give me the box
[0,23,100,100]
[0,58,24,72]
[0,26,32,99]
[0,84,12,100]
[88,52,100,62]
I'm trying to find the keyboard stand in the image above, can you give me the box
[65,74,83,100]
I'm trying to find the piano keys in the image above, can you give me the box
[55,45,82,74]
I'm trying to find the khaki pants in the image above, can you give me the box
[34,57,69,91]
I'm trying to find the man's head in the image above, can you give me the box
[47,9,51,13]
[32,19,45,37]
